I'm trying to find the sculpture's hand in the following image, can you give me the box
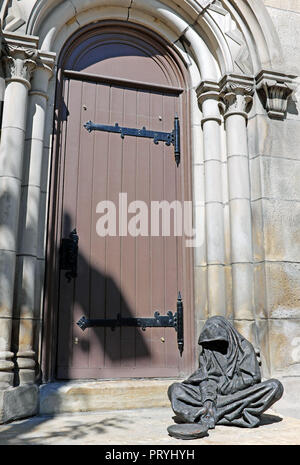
[196,400,216,429]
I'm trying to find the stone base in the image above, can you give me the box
[39,378,182,415]
[0,384,39,424]
[271,376,300,419]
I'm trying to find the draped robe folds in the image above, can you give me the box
[168,317,283,428]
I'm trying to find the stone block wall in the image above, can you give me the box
[249,0,300,416]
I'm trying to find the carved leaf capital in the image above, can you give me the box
[256,70,297,119]
[219,74,254,118]
[2,45,38,84]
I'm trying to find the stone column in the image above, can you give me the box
[219,74,255,338]
[13,53,55,385]
[0,37,38,389]
[197,81,227,317]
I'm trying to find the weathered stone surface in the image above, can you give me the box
[251,199,265,262]
[37,194,48,259]
[205,203,226,263]
[262,199,300,262]
[232,319,258,347]
[0,178,21,251]
[272,376,300,419]
[268,318,300,375]
[0,251,16,318]
[264,0,300,13]
[229,200,252,263]
[205,160,223,202]
[227,155,250,200]
[193,164,205,204]
[253,263,268,319]
[194,266,208,320]
[248,116,300,160]
[207,264,226,316]
[13,255,36,319]
[0,406,300,445]
[0,384,38,424]
[193,204,206,266]
[128,7,181,46]
[39,379,181,415]
[265,262,300,319]
[231,263,254,320]
[255,318,271,379]
[266,4,300,76]
[250,156,262,201]
[251,156,300,202]
[224,265,233,318]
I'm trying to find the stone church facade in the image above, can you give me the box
[0,0,299,423]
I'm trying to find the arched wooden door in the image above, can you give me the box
[52,22,194,379]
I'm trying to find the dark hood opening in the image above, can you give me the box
[198,317,232,355]
[200,339,229,355]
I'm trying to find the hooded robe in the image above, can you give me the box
[168,316,283,428]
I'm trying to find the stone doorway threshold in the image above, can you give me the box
[39,378,182,415]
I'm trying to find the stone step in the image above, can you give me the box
[39,378,181,415]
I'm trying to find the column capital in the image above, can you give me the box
[35,51,56,77]
[255,69,297,119]
[197,80,220,105]
[1,33,39,89]
[219,74,255,120]
[30,51,56,99]
[2,45,37,88]
[196,80,222,126]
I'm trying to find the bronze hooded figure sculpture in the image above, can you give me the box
[167,316,283,439]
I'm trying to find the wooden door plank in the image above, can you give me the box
[135,89,152,368]
[149,91,167,371]
[120,87,137,367]
[163,93,180,369]
[104,85,123,368]
[71,80,97,372]
[89,82,110,369]
[57,78,81,374]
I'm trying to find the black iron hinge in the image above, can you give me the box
[77,292,184,356]
[84,115,181,166]
[59,229,79,282]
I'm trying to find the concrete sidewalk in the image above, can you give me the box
[0,407,300,445]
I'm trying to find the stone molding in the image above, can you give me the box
[198,0,216,10]
[256,70,297,119]
[0,0,26,33]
